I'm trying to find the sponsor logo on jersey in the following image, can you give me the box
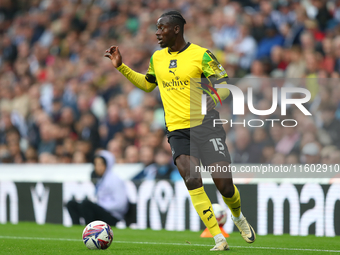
[217,64,227,76]
[162,79,189,88]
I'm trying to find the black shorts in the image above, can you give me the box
[167,110,231,166]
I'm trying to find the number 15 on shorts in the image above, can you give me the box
[209,138,226,157]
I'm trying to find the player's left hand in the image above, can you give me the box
[207,97,216,111]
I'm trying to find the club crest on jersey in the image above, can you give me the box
[169,60,177,68]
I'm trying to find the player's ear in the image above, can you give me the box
[174,24,180,35]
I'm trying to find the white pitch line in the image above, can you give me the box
[0,236,339,253]
[0,236,80,242]
[113,241,340,253]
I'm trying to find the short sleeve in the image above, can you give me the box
[202,50,228,81]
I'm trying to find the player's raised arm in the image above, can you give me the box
[104,46,157,93]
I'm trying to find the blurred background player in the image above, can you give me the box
[105,11,255,251]
[67,150,128,225]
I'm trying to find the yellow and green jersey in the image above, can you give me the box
[146,43,228,131]
[116,42,229,132]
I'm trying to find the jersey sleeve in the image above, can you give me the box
[202,50,228,81]
[116,63,156,92]
[201,50,230,102]
[145,54,157,85]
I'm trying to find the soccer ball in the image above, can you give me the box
[212,203,227,226]
[82,220,114,250]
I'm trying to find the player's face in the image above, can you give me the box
[94,157,106,176]
[156,17,176,48]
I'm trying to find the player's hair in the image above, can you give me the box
[160,10,186,32]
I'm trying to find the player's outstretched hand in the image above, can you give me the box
[104,46,122,68]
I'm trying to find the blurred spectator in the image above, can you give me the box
[77,111,100,151]
[101,104,124,147]
[8,139,24,163]
[66,150,129,225]
[286,153,299,164]
[261,142,276,163]
[0,111,20,144]
[251,13,266,43]
[39,152,57,164]
[320,145,337,164]
[239,60,265,94]
[25,146,38,163]
[0,144,12,163]
[38,124,56,155]
[60,153,72,163]
[232,128,261,163]
[211,9,239,49]
[283,7,306,48]
[2,35,17,63]
[329,150,340,164]
[269,123,283,144]
[252,127,270,151]
[133,146,156,180]
[12,85,30,118]
[123,121,137,146]
[51,98,62,123]
[107,139,124,163]
[321,104,340,147]
[125,145,139,163]
[285,46,306,79]
[312,0,332,31]
[72,151,87,164]
[154,149,180,181]
[301,142,321,164]
[320,38,335,74]
[139,146,155,170]
[63,138,75,155]
[270,46,288,71]
[233,24,257,71]
[256,25,284,60]
[271,152,286,164]
[305,52,320,100]
[74,140,93,162]
[276,125,300,155]
[88,85,107,121]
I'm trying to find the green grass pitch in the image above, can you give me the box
[0,223,339,254]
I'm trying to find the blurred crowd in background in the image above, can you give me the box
[1,0,340,178]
